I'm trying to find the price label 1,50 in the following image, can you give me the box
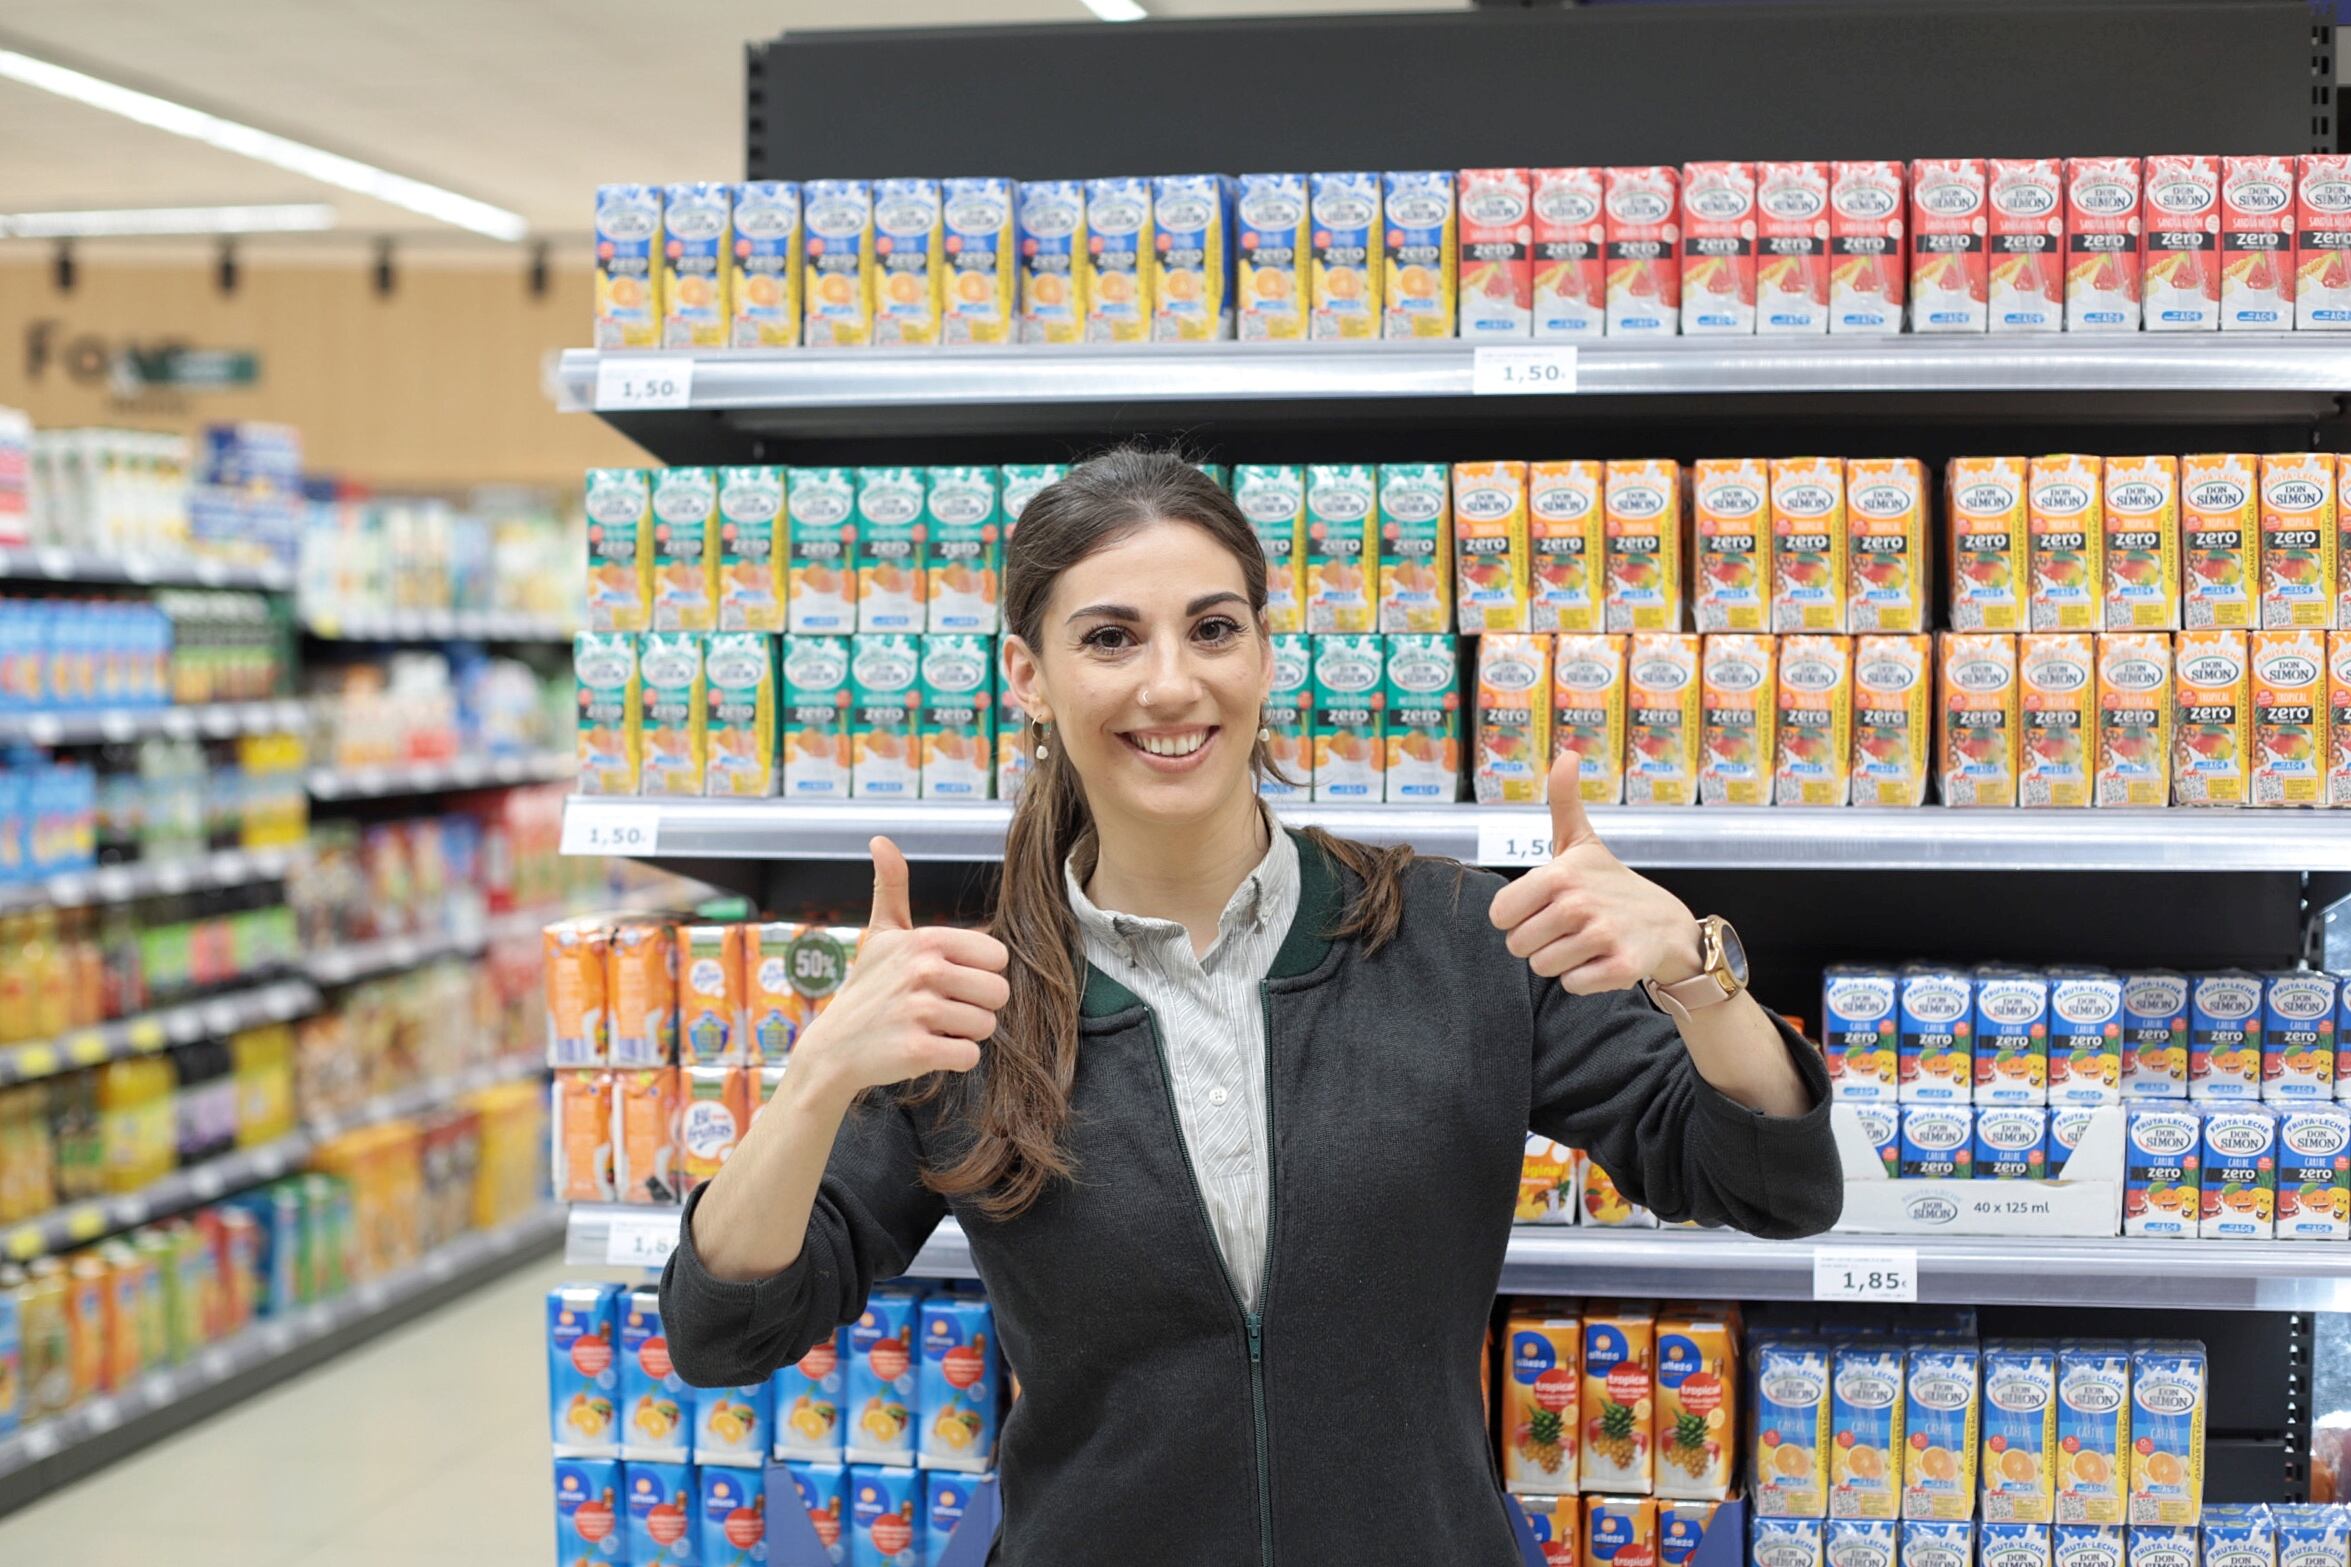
[1812,1244,1919,1303]
[593,356,696,412]
[606,1211,682,1269]
[562,802,661,857]
[1474,820,1555,867]
[1471,346,1579,397]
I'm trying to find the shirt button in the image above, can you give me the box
[1208,1086,1229,1107]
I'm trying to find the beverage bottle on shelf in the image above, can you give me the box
[93,740,142,866]
[98,901,143,1021]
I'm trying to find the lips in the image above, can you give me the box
[1121,726,1214,759]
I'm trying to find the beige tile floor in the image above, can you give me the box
[0,1251,575,1567]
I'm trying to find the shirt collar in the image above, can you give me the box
[1065,808,1299,967]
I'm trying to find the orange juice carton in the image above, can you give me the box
[1234,172,1309,341]
[1751,1339,1831,1517]
[608,918,677,1067]
[696,1471,765,1565]
[1311,633,1384,803]
[2199,1103,2278,1238]
[1773,635,1853,807]
[1980,1344,2058,1522]
[612,1068,679,1204]
[782,635,852,801]
[917,1295,998,1473]
[1382,170,1456,339]
[1518,1135,1582,1222]
[1305,463,1379,633]
[731,180,802,348]
[1457,461,1532,633]
[1899,1343,1981,1521]
[1624,633,1701,806]
[1851,633,1931,807]
[2129,1528,2200,1567]
[677,1065,749,1197]
[2019,633,2095,809]
[1080,175,1152,344]
[2053,1344,2130,1525]
[1384,633,1460,804]
[1605,459,1683,633]
[2332,629,2351,804]
[1680,161,1756,334]
[2121,970,2191,1101]
[619,1286,692,1460]
[716,466,786,633]
[1015,178,1086,344]
[650,467,719,633]
[1898,966,1974,1104]
[2029,455,2105,632]
[1983,1524,2054,1567]
[1475,634,1552,804]
[2142,156,2222,331]
[2261,452,2337,628]
[552,1071,616,1202]
[2126,1344,2205,1526]
[2274,1506,2349,1567]
[2064,158,2143,331]
[1260,633,1312,802]
[1698,632,1774,807]
[1580,1305,1656,1492]
[801,179,874,347]
[745,922,808,1061]
[2277,1105,2351,1238]
[638,632,707,797]
[1754,160,1830,334]
[1605,166,1681,335]
[1822,964,1900,1101]
[546,918,612,1067]
[1972,967,2050,1107]
[1937,632,2021,807]
[1516,1493,1581,1567]
[678,923,747,1067]
[1000,463,1066,538]
[2221,155,2297,329]
[1532,166,1606,339]
[1904,1522,1975,1567]
[549,1281,623,1454]
[1376,462,1453,634]
[2264,972,2338,1101]
[1986,158,2064,333]
[854,467,925,634]
[596,184,663,349]
[1531,460,1609,633]
[2252,627,2329,806]
[775,1329,848,1461]
[1756,1518,1827,1567]
[1909,158,1989,332]
[1655,1306,1736,1499]
[1459,168,1532,339]
[693,1386,770,1473]
[922,466,1001,635]
[573,633,641,797]
[2190,970,2266,1102]
[785,466,857,635]
[1234,464,1308,634]
[1828,1343,1905,1519]
[2101,456,2180,630]
[2174,629,2250,804]
[2203,1509,2281,1567]
[1690,458,1771,633]
[1830,160,1907,334]
[1583,1159,1657,1228]
[1661,1501,1722,1567]
[2095,631,2172,807]
[1309,171,1382,340]
[847,1466,921,1561]
[940,176,1015,346]
[1900,1104,1973,1177]
[586,468,654,633]
[845,1288,920,1466]
[2339,457,2351,631]
[1845,457,1928,634]
[1150,173,1235,342]
[662,182,731,349]
[1949,457,2029,632]
[2124,1105,2202,1235]
[918,633,993,802]
[2046,967,2123,1106]
[2181,454,2256,629]
[849,633,919,801]
[2298,154,2351,329]
[1502,1304,1582,1492]
[1555,633,1630,805]
[1588,1497,1660,1567]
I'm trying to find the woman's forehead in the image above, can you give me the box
[1051,518,1250,602]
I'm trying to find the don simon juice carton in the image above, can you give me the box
[1752,1340,1831,1518]
[1938,633,2021,807]
[1235,172,1309,341]
[2276,1506,2351,1567]
[2095,633,2172,808]
[1310,633,1384,803]
[2263,971,2338,1101]
[1151,173,1233,342]
[801,179,874,347]
[1899,966,1975,1104]
[1699,632,1775,807]
[2199,1104,2279,1239]
[1756,160,1830,334]
[1829,1343,1905,1519]
[1822,964,1900,1100]
[854,468,925,634]
[921,466,1000,636]
[574,633,640,796]
[1846,457,1928,634]
[550,1281,623,1456]
[1973,967,2050,1106]
[2191,970,2266,1102]
[2251,628,2328,807]
[782,635,851,801]
[2121,970,2191,1100]
[1904,1522,1975,1567]
[2221,156,2297,330]
[1605,166,1681,336]
[1382,170,1456,339]
[939,176,1015,346]
[1305,463,1379,634]
[2019,633,2096,809]
[2204,1508,2281,1567]
[2047,967,2123,1106]
[662,181,732,349]
[1581,1304,1656,1493]
[638,632,707,797]
[848,633,920,801]
[716,466,786,634]
[1910,158,1990,333]
[1773,635,1853,806]
[2261,452,2337,629]
[2333,627,2351,804]
[1681,160,1757,334]
[2125,1106,2202,1236]
[2142,155,2222,331]
[844,1289,920,1467]
[1235,464,1307,635]
[2174,629,2250,805]
[586,468,653,633]
[596,184,663,349]
[1852,634,1932,807]
[1458,167,1532,340]
[1980,1343,2058,1524]
[1987,158,2064,333]
[1475,634,1551,804]
[1456,461,1532,634]
[2065,158,2144,332]
[1606,459,1682,634]
[1901,1343,1982,1522]
[916,1296,997,1474]
[1532,166,1606,339]
[1769,457,1847,632]
[1309,171,1382,340]
[1081,175,1152,344]
[2029,456,2105,633]
[2126,1344,2205,1526]
[1377,461,1453,635]
[1016,179,1085,345]
[1830,160,1906,334]
[1260,632,1311,801]
[1655,1306,1736,1499]
[917,634,992,802]
[1983,1525,2055,1567]
[650,467,720,632]
[1384,633,1461,804]
[1757,1518,1828,1567]
[1531,460,1608,634]
[1555,633,1629,805]
[785,466,857,636]
[2277,1106,2351,1239]
[2130,1528,2200,1567]
[1625,633,1700,806]
[1948,457,2030,632]
[2102,456,2181,630]
[1691,458,1771,633]
[2297,153,2351,330]
[731,180,802,349]
[2053,1344,2130,1526]
[2181,454,2257,628]
[1502,1303,1582,1493]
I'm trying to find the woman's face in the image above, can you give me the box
[1003,517,1273,835]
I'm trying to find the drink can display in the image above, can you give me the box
[1829,160,1906,334]
[1681,160,1756,334]
[2095,631,2172,808]
[2100,456,2179,631]
[2221,154,2297,329]
[1755,160,1830,333]
[2297,153,2351,329]
[1530,460,1607,635]
[1531,167,1606,340]
[1910,158,1988,332]
[1605,166,1681,336]
[2064,158,2142,331]
[1699,633,1774,807]
[1987,158,2063,333]
[1554,632,1628,807]
[1948,457,2028,632]
[2141,155,2221,330]
[1459,167,1533,340]
[1690,457,1770,633]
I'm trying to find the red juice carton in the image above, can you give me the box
[2263,972,2338,1102]
[1605,166,1681,336]
[2221,156,2296,329]
[1081,175,1152,344]
[2124,1105,2203,1237]
[2275,1105,2351,1240]
[774,1327,849,1461]
[2126,1344,2205,1524]
[1150,173,1233,343]
[1898,966,1974,1104]
[2203,1508,2280,1567]
[1823,965,1899,1101]
[1826,1519,1897,1567]
[1984,1525,2055,1567]
[1459,169,1531,340]
[1976,1106,2050,1180]
[2131,1528,2201,1567]
[917,1295,997,1473]
[2274,1506,2348,1567]
[2046,967,2123,1106]
[1900,1104,1973,1178]
[844,1288,920,1467]
[1680,161,1757,334]
[697,1470,765,1567]
[1827,1343,1904,1519]
[1902,1522,1975,1567]
[2297,153,2351,329]
[1016,179,1086,345]
[848,1465,923,1567]
[1755,1518,1827,1567]
[1973,967,2050,1107]
[2190,970,2265,1102]
[1980,1344,2057,1521]
[1750,1338,1831,1517]
[2064,158,2142,331]
[1235,173,1309,341]
[1756,160,1830,334]
[1532,167,1606,339]
[2142,155,2222,331]
[2053,1345,2130,1524]
[1830,160,1906,334]
[556,1458,623,1563]
[2121,970,2191,1100]
[1382,169,1457,339]
[1909,159,1989,332]
[550,1281,624,1457]
[1900,1343,1981,1521]
[1309,171,1382,340]
[1987,158,2064,333]
[624,1461,696,1567]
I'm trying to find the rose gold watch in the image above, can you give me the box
[1642,915,1750,1021]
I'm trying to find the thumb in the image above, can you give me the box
[1546,752,1600,854]
[868,836,913,932]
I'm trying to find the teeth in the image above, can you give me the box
[1136,731,1207,758]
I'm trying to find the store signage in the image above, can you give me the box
[24,319,258,392]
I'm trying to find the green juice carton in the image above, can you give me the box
[999,463,1068,541]
[586,468,654,633]
[850,633,921,799]
[716,466,787,633]
[918,633,994,800]
[783,634,851,800]
[638,632,707,796]
[786,467,858,635]
[922,467,1002,634]
[1305,463,1379,633]
[703,632,778,797]
[1259,632,1313,801]
[856,468,927,633]
[1234,464,1308,634]
[1378,461,1454,634]
[1311,633,1385,802]
[573,633,641,795]
[651,467,720,632]
[1382,633,1460,803]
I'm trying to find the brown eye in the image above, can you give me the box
[1081,625,1133,651]
[1195,616,1242,644]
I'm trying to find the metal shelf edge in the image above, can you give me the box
[0,978,322,1090]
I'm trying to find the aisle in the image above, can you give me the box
[0,1253,571,1567]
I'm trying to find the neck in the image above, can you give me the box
[1084,786,1271,951]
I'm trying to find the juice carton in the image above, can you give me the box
[1900,1104,1973,1177]
[916,1296,997,1473]
[1150,173,1234,342]
[1900,967,1976,1104]
[1756,1518,1827,1567]
[849,634,919,800]
[1948,457,2029,632]
[1532,459,1609,634]
[2333,629,2351,805]
[918,633,993,802]
[613,1066,679,1204]
[1604,166,1681,336]
[1624,633,1701,807]
[786,467,858,636]
[678,1065,750,1196]
[1899,1344,1980,1521]
[1690,458,1771,634]
[1309,171,1382,340]
[1384,633,1460,804]
[586,468,654,633]
[1681,161,1757,334]
[1081,175,1152,343]
[1234,173,1309,341]
[2101,456,2180,630]
[1986,158,2064,333]
[1773,635,1853,807]
[596,184,663,349]
[1456,461,1532,634]
[1830,161,1907,334]
[855,468,926,634]
[2182,455,2257,628]
[1516,1494,1581,1567]
[745,923,807,1060]
[1519,1136,1581,1223]
[1305,463,1379,633]
[2121,970,2191,1099]
[787,1463,849,1559]
[1973,968,2050,1106]
[553,1071,616,1201]
[2274,1506,2349,1567]
[705,631,779,799]
[1655,1306,1736,1499]
[1376,462,1453,634]
[693,1373,770,1469]
[2029,455,2105,632]
[731,180,802,348]
[940,176,1015,346]
[2221,156,2297,329]
[636,633,706,796]
[620,1288,693,1461]
[1459,167,1532,339]
[2204,1508,2281,1567]
[1235,464,1307,635]
[1980,1344,2057,1522]
[1015,179,1086,345]
[679,923,747,1066]
[848,1465,922,1567]
[1475,634,1552,804]
[1583,1160,1657,1228]
[1532,166,1606,339]
[2047,967,2123,1106]
[1698,632,1774,807]
[546,919,612,1067]
[574,633,641,796]
[2339,457,2351,632]
[1903,1522,1975,1567]
[1937,633,2021,807]
[782,635,852,801]
[651,468,720,633]
[1750,1340,1831,1517]
[1555,633,1629,806]
[662,182,732,350]
[2252,627,2328,806]
[2142,155,2222,331]
[716,466,787,633]
[2065,158,2143,331]
[924,1471,977,1563]
[1502,1304,1583,1493]
[2261,452,2337,629]
[1260,632,1312,801]
[2200,1104,2279,1238]
[1662,1502,1722,1567]
[2174,629,2250,804]
[1588,1497,1660,1567]
[1755,160,1830,333]
[845,1288,920,1466]
[922,466,1000,635]
[1854,1102,1902,1176]
[1606,459,1683,633]
[802,179,874,347]
[556,1458,623,1562]
[1984,1525,2055,1567]
[1845,457,1928,634]
[2132,1528,2202,1567]
[2094,632,2172,807]
[2298,154,2351,329]
[1310,633,1384,803]
[1851,634,1932,807]
[2124,1105,2203,1236]
[1909,158,1989,332]
[697,1470,765,1567]
[2264,972,2338,1100]
[2019,633,2095,809]
[1822,964,1900,1101]
[1581,1304,1656,1492]
[2054,1345,2130,1524]
[1828,1344,1904,1519]
[1382,170,1456,339]
[550,1281,624,1456]
[2126,1344,2205,1525]
[2190,970,2265,1101]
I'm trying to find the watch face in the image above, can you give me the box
[1714,919,1750,987]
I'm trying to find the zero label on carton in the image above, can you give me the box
[1812,1245,1918,1302]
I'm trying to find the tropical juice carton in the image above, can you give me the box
[1980,1344,2057,1522]
[2298,154,2351,329]
[2121,970,2191,1100]
[1376,462,1452,634]
[679,922,747,1066]
[1973,967,2050,1106]
[1830,160,1907,334]
[1150,173,1234,342]
[550,1281,624,1456]
[2275,1506,2350,1567]
[662,182,732,349]
[1382,170,1456,339]
[2279,1104,2351,1237]
[1305,464,1379,633]
[921,466,1000,635]
[1690,458,1771,633]
[2204,1508,2282,1567]
[2173,629,2250,805]
[1531,460,1609,634]
[845,1288,920,1466]
[2131,1527,2202,1567]
[1846,457,1928,634]
[1260,632,1312,801]
[1937,632,2021,807]
[1901,1104,1973,1178]
[1605,459,1683,633]
[1822,964,1900,1100]
[694,1374,771,1469]
[1604,166,1682,336]
[1751,1340,1831,1517]
[1698,632,1774,807]
[1655,1306,1736,1499]
[2047,967,2124,1105]
[848,1466,922,1565]
[2095,632,2172,808]
[2221,156,2297,329]
[2333,630,2351,804]
[1910,158,1990,332]
[1310,633,1384,803]
[1080,175,1152,343]
[586,468,654,633]
[1851,634,1932,807]
[1756,1518,1828,1567]
[1231,463,1307,635]
[2252,627,2328,806]
[619,1288,692,1461]
[1681,161,1757,334]
[1827,1343,1904,1519]
[1949,457,2029,632]
[1234,173,1309,341]
[1554,633,1629,806]
[2126,1344,2205,1525]
[2142,155,2222,331]
[1898,966,1974,1104]
[649,468,720,633]
[1383,633,1460,804]
[2261,452,2337,628]
[1502,1304,1583,1492]
[784,467,857,636]
[2029,455,2105,632]
[802,179,875,347]
[1987,157,2064,333]
[638,632,707,797]
[2019,633,2095,809]
[2124,1105,2203,1235]
[782,635,852,801]
[2064,158,2143,331]
[595,184,663,349]
[574,633,641,796]
[2101,456,2180,630]
[2053,1345,2130,1525]
[918,633,993,802]
[1456,461,1532,634]
[1459,167,1532,339]
[1516,1493,1581,1567]
[2190,970,2266,1101]
[1589,1497,1660,1567]
[1580,1305,1656,1493]
[1531,166,1606,339]
[2182,454,2257,628]
[1475,634,1552,804]
[1624,633,1701,806]
[2263,971,2338,1101]
[940,176,1015,346]
[1755,160,1830,333]
[1773,635,1853,807]
[916,1295,997,1473]
[1015,178,1085,345]
[849,634,919,800]
[1984,1524,2055,1567]
[731,181,802,348]
[2199,1104,2279,1238]
[1900,1344,1981,1521]
[854,468,925,634]
[1308,171,1381,340]
[1904,1522,1975,1567]
[715,466,787,633]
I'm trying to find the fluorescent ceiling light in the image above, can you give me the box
[0,47,528,241]
[1,203,338,238]
[1081,0,1149,19]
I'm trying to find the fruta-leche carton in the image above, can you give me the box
[1973,967,2050,1106]
[785,467,856,636]
[1987,158,2064,333]
[2019,633,2096,809]
[717,466,786,634]
[781,635,851,801]
[662,182,732,349]
[2199,1104,2279,1239]
[2065,158,2143,331]
[2129,1527,2199,1567]
[1234,464,1308,635]
[2101,456,2180,630]
[1456,461,1532,634]
[1555,633,1629,806]
[1980,1343,2057,1523]
[1773,635,1853,807]
[1309,171,1382,340]
[586,468,653,633]
[1751,1339,1830,1517]
[1624,633,1700,807]
[1474,633,1551,805]
[2204,1508,2281,1567]
[1150,173,1232,343]
[1910,158,1989,332]
[1828,1342,1905,1519]
[1681,160,1757,334]
[922,465,1001,636]
[2142,155,2222,331]
[1310,633,1384,803]
[730,180,802,348]
[1580,1304,1656,1493]
[2251,627,2328,806]
[1531,460,1608,634]
[1605,459,1682,633]
[1822,964,1899,1101]
[651,467,719,633]
[2275,1505,2350,1567]
[2276,1104,2351,1239]
[1081,175,1152,344]
[2046,966,2123,1106]
[1900,1342,1981,1522]
[1502,1303,1582,1493]
[1235,173,1309,341]
[2125,1105,2202,1236]
[1899,966,1974,1104]
[1983,1524,2054,1567]
[1756,160,1830,334]
[596,184,663,349]
[918,633,993,802]
[1016,179,1086,346]
[1383,633,1460,804]
[1846,457,1928,634]
[2221,155,2297,330]
[1305,463,1379,634]
[2173,629,2250,805]
[638,632,706,797]
[1532,166,1605,339]
[2331,629,2351,804]
[940,176,1015,346]
[2297,153,2351,329]
[1377,462,1453,635]
[1830,160,1906,334]
[801,179,874,347]
[2262,971,2338,1101]
[2190,969,2266,1102]
[1260,633,1311,800]
[1458,167,1531,340]
[1904,1522,1975,1567]
[1771,456,1847,633]
[2121,969,2191,1100]
[2181,454,2256,630]
[2029,455,2105,633]
[1851,634,1931,807]
[2125,1344,2205,1526]
[1691,458,1771,633]
[1381,170,1456,339]
[574,633,640,796]
[703,632,777,799]
[2053,1343,2130,1525]
[1605,166,1681,336]
[1937,632,2021,807]
[1948,457,2029,632]
[848,633,920,800]
[1757,1518,1828,1567]
[2095,631,2172,807]
[2259,451,2336,629]
[1698,632,1774,808]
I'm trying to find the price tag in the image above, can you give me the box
[594,356,696,411]
[1812,1244,1918,1303]
[1472,345,1579,396]
[606,1211,682,1269]
[563,801,661,857]
[1474,820,1556,867]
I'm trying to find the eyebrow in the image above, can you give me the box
[1066,590,1248,624]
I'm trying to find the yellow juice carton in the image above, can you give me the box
[2052,1344,2129,1525]
[1580,1304,1656,1493]
[1016,179,1086,345]
[1625,633,1702,807]
[2029,455,2106,632]
[1655,1307,1736,1500]
[1456,461,1532,634]
[782,635,851,801]
[1474,633,1552,805]
[940,176,1015,346]
[1377,462,1453,634]
[1699,633,1775,807]
[1851,634,1932,807]
[785,467,857,635]
[1519,1135,1582,1222]
[1260,632,1312,801]
[574,633,641,796]
[651,467,720,633]
[1589,1497,1660,1567]
[2251,626,2328,806]
[661,182,731,350]
[1949,456,2030,632]
[1938,632,2021,807]
[1980,1344,2057,1524]
[1584,1161,1657,1228]
[1606,460,1684,634]
[1691,458,1771,634]
[1383,633,1460,804]
[2019,633,2096,808]
[921,466,1001,635]
[1082,175,1152,343]
[703,632,777,799]
[1382,170,1457,338]
[1305,464,1379,633]
[2262,451,2338,628]
[1532,460,1610,634]
[729,180,801,348]
[1235,464,1308,635]
[2181,454,2257,628]
[679,923,747,1067]
[2333,629,2351,805]
[854,467,926,634]
[1901,1344,1981,1523]
[2095,632,2172,807]
[2173,628,2250,804]
[586,468,654,633]
[716,466,787,633]
[1771,457,1849,633]
[638,632,706,797]
[2101,456,2181,630]
[1150,174,1234,342]
[1502,1304,1582,1493]
[1311,633,1384,803]
[1555,633,1630,805]
[1235,173,1309,341]
[1847,457,1929,634]
[1309,171,1382,339]
[849,634,919,800]
[1751,1339,1831,1518]
[870,178,943,346]
[1773,635,1854,807]
[919,633,993,802]
[1828,1344,1905,1520]
[595,184,663,349]
[802,179,874,347]
[2126,1344,2205,1527]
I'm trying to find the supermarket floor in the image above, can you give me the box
[0,1251,571,1567]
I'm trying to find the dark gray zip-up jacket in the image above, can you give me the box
[662,834,1841,1567]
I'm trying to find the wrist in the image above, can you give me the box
[1648,920,1706,986]
[778,1035,863,1122]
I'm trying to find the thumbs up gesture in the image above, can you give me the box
[1487,753,1706,996]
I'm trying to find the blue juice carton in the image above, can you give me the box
[1852,1102,1900,1177]
[2124,1105,2203,1237]
[2264,972,2339,1102]
[1982,1524,2054,1567]
[2130,1527,2201,1567]
[1752,1515,1826,1567]
[1152,173,1235,342]
[1823,964,1900,1101]
[1899,1104,1973,1178]
[2053,1342,2130,1525]
[550,1282,624,1456]
[624,1460,698,1567]
[775,1327,849,1461]
[2276,1105,2351,1240]
[595,184,663,350]
[1236,172,1311,341]
[556,1457,624,1564]
[694,1379,772,1468]
[1751,1338,1831,1517]
[1081,175,1153,343]
[786,1461,849,1565]
[1309,171,1383,340]
[2046,1106,2099,1174]
[730,181,802,349]
[663,181,734,350]
[0,1284,18,1438]
[1898,966,1974,1102]
[1823,1517,1895,1567]
[1382,170,1458,339]
[2271,1504,2346,1567]
[699,1467,767,1567]
[845,1287,921,1466]
[2053,1525,2126,1567]
[1976,1106,2051,1180]
[872,178,944,347]
[939,177,1015,346]
[848,1465,923,1567]
[1016,179,1086,345]
[1827,1344,1904,1519]
[1900,1520,1975,1567]
[2340,978,2351,1103]
[1974,967,2051,1105]
[1899,1343,1980,1521]
[2189,970,2265,1102]
[916,1295,997,1473]
[2121,970,2191,1100]
[1980,1342,2057,1522]
[620,1284,693,1462]
[923,1471,979,1566]
[2126,1343,2206,1526]
[2046,968,2124,1105]
[2204,1506,2280,1567]
[2199,1104,2278,1239]
[802,180,876,348]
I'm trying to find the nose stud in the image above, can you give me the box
[1139,687,1153,707]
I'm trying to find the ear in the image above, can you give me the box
[1257,614,1276,706]
[1001,633,1047,721]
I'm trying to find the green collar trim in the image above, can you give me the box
[1079,828,1342,1019]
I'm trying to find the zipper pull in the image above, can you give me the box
[1247,1313,1263,1365]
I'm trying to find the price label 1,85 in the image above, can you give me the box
[593,356,696,412]
[562,802,661,857]
[1812,1244,1919,1303]
[1471,346,1579,397]
[606,1211,682,1269]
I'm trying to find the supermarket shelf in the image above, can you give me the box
[0,699,308,746]
[307,750,573,801]
[0,1201,564,1512]
[302,1053,545,1142]
[0,544,294,593]
[301,607,575,643]
[0,843,304,915]
[301,898,640,988]
[0,976,320,1090]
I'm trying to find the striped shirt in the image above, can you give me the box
[1063,820,1298,1312]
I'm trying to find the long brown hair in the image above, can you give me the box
[909,445,1414,1219]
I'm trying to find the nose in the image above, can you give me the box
[1139,639,1207,710]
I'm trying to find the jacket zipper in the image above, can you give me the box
[1253,984,1280,1567]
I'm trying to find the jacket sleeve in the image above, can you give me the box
[658,1091,946,1388]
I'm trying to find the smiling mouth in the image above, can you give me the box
[1120,727,1216,759]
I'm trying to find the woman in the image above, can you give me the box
[664,447,1841,1566]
